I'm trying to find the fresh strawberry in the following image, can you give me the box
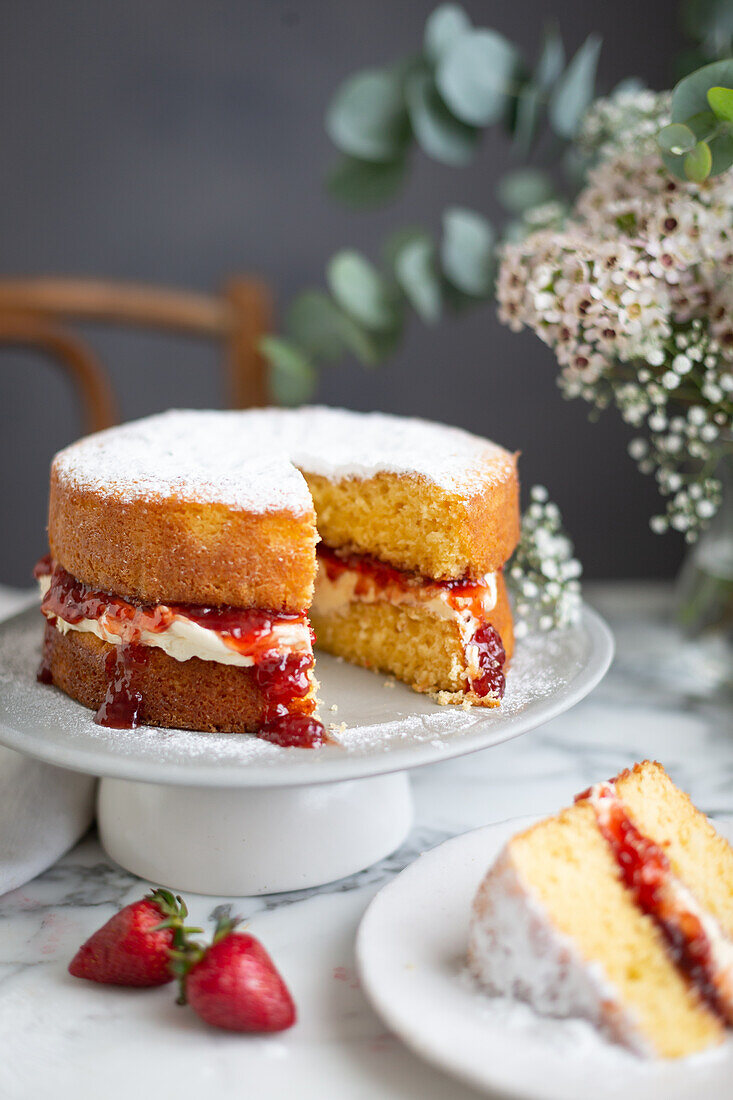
[69,889,200,987]
[173,914,296,1032]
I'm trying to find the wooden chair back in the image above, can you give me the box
[0,276,272,431]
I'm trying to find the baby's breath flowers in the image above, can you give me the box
[508,486,583,635]
[497,90,733,543]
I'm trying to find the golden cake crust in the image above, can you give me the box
[49,465,318,611]
[42,621,316,734]
[48,408,519,610]
[305,459,519,579]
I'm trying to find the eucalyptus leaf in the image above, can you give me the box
[326,68,409,162]
[364,315,405,361]
[708,127,733,175]
[661,149,687,179]
[394,237,442,322]
[496,168,555,214]
[708,85,733,121]
[512,82,541,154]
[285,290,371,364]
[441,207,495,296]
[548,33,601,139]
[658,122,697,155]
[406,70,479,166]
[424,4,472,64]
[535,24,565,90]
[685,109,718,141]
[671,59,733,121]
[382,226,431,271]
[667,61,733,178]
[327,154,406,206]
[684,139,713,180]
[436,29,521,126]
[442,277,480,313]
[327,250,399,331]
[260,336,317,405]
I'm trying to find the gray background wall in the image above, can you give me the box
[1,0,685,586]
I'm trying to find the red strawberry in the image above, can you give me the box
[69,889,200,987]
[174,915,296,1032]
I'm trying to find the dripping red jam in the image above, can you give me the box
[580,782,728,1021]
[36,559,325,747]
[317,544,506,699]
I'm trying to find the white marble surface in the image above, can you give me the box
[1,583,732,1100]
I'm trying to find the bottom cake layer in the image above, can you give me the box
[41,622,317,737]
[311,572,514,705]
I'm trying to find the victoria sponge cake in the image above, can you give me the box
[37,407,520,746]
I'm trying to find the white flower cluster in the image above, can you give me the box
[497,94,733,540]
[578,88,671,162]
[509,486,583,635]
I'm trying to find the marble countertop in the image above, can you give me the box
[1,582,731,1100]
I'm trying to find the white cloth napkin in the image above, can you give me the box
[0,587,97,895]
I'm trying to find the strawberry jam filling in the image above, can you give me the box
[579,781,730,1021]
[317,545,506,699]
[37,559,324,747]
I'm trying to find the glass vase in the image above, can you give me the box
[674,441,733,696]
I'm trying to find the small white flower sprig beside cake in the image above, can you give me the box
[468,761,733,1059]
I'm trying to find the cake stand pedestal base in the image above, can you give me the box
[97,771,413,896]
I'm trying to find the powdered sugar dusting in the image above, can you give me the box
[52,407,515,512]
[469,849,649,1054]
[54,410,312,514]
[279,406,514,490]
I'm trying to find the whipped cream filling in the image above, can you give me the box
[312,555,500,693]
[38,575,312,668]
[311,559,497,621]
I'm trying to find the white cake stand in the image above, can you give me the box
[0,605,613,896]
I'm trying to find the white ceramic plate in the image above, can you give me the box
[0,605,613,787]
[356,817,733,1100]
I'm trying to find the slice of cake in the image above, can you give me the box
[468,761,733,1058]
[284,407,518,706]
[37,407,519,743]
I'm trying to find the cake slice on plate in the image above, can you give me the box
[469,761,733,1058]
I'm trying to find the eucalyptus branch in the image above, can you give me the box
[324,7,601,208]
[657,60,733,182]
[259,5,605,402]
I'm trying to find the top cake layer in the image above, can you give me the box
[55,407,516,507]
[49,407,519,608]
